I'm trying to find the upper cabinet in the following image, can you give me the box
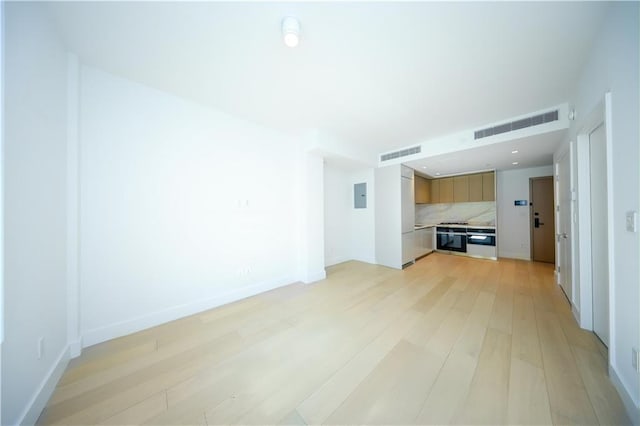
[468,174,483,202]
[453,176,469,202]
[439,178,454,203]
[482,172,495,201]
[414,175,431,204]
[431,179,440,203]
[415,171,495,204]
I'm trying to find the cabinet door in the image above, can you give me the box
[431,179,440,204]
[482,172,495,201]
[414,228,425,258]
[453,176,469,202]
[424,178,431,203]
[402,232,415,265]
[468,173,483,202]
[425,227,434,252]
[439,178,454,203]
[415,176,427,204]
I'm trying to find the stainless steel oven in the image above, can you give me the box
[466,227,497,259]
[466,228,496,246]
[436,226,467,253]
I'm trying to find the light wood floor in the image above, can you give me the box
[38,254,630,425]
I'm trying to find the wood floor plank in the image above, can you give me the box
[38,257,629,426]
[453,328,512,425]
[98,391,167,425]
[323,340,443,425]
[296,310,423,425]
[507,356,553,425]
[536,309,600,425]
[511,293,543,368]
[414,351,477,425]
[571,345,630,426]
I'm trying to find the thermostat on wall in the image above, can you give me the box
[514,200,528,206]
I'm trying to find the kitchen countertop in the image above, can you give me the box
[414,223,497,230]
[414,224,437,230]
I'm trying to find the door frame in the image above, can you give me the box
[554,141,575,305]
[529,176,555,263]
[575,92,615,353]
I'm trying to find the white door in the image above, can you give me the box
[590,123,609,346]
[556,150,572,301]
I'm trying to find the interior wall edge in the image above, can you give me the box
[13,345,69,426]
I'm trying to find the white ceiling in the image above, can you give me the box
[405,130,565,177]
[46,1,609,164]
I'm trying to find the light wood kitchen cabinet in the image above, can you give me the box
[468,173,483,202]
[423,171,495,204]
[482,172,495,201]
[414,175,431,204]
[453,175,469,202]
[431,179,440,203]
[439,178,454,203]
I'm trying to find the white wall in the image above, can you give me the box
[3,3,70,425]
[497,166,553,260]
[349,168,376,264]
[324,165,351,266]
[78,66,303,345]
[563,2,639,420]
[323,165,376,267]
[375,164,402,269]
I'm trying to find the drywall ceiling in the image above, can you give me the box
[46,1,608,161]
[404,129,564,177]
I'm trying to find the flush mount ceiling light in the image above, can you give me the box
[511,150,519,154]
[282,16,300,48]
[512,161,519,165]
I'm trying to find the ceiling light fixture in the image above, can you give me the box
[435,172,441,176]
[282,16,300,48]
[512,161,519,165]
[511,150,519,154]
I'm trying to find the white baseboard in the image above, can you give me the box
[82,274,297,347]
[351,255,377,265]
[302,269,326,284]
[68,339,82,359]
[16,345,70,426]
[325,256,350,267]
[497,251,531,261]
[571,304,581,325]
[609,364,640,425]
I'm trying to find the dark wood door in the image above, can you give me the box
[530,176,555,263]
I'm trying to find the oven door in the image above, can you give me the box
[466,228,496,246]
[436,228,467,253]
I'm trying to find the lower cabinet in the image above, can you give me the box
[402,232,415,266]
[414,227,434,259]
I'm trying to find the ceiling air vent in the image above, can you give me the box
[474,110,559,140]
[380,145,421,162]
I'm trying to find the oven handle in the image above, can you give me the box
[467,234,493,241]
[437,232,467,236]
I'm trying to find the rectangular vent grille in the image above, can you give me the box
[380,145,421,162]
[474,110,559,140]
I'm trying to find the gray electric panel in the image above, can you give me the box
[354,183,367,208]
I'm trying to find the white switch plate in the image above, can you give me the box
[626,211,637,232]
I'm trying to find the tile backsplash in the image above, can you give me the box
[416,201,496,225]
